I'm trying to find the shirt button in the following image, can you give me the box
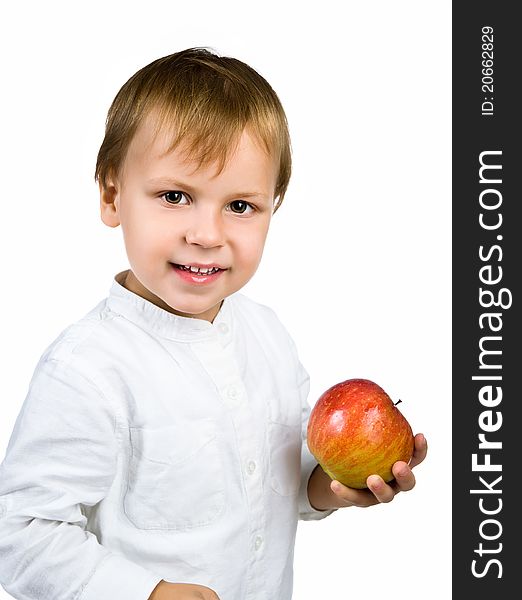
[254,535,263,551]
[227,385,238,399]
[217,322,229,334]
[247,460,256,474]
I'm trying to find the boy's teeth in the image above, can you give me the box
[179,264,219,274]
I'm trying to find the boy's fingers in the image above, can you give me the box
[392,462,416,492]
[330,478,397,506]
[409,433,428,469]
[366,475,395,503]
[330,480,379,508]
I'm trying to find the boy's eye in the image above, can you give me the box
[229,200,253,214]
[162,191,189,205]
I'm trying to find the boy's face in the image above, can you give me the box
[100,113,277,322]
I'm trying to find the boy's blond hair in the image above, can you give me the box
[95,47,291,212]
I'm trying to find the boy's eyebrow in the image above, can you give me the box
[146,177,196,191]
[146,177,269,199]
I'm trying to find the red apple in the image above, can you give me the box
[307,378,414,489]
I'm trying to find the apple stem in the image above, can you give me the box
[394,399,402,406]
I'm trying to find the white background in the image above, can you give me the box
[0,1,451,599]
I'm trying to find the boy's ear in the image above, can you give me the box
[99,176,121,228]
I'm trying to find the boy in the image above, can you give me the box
[0,48,426,600]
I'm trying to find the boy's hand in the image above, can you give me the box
[308,433,427,510]
[148,581,221,600]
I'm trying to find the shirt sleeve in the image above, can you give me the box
[0,357,162,600]
[290,342,337,521]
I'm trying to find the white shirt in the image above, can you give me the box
[0,271,332,600]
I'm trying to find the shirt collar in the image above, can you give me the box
[105,270,233,342]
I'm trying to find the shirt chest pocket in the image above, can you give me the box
[123,420,226,530]
[267,390,303,497]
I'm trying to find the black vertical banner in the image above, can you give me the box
[453,2,520,597]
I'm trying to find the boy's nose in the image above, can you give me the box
[185,210,225,248]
